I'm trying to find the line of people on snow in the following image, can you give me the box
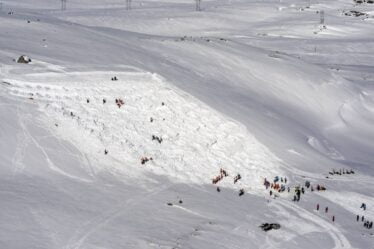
[316,204,335,222]
[141,156,153,165]
[357,215,373,229]
[329,168,355,176]
[84,96,125,109]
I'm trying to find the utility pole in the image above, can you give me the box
[61,0,66,11]
[126,0,132,10]
[320,10,325,25]
[195,0,201,11]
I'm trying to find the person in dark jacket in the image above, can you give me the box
[360,203,366,211]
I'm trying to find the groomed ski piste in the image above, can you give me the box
[1,0,374,248]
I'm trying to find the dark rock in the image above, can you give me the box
[17,55,32,64]
[260,223,281,231]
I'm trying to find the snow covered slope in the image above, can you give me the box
[1,0,374,248]
[2,70,281,190]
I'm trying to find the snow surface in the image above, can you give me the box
[1,0,374,248]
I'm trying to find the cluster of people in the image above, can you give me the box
[152,135,163,144]
[273,183,287,192]
[292,187,303,202]
[264,176,329,202]
[329,168,355,176]
[115,98,125,108]
[212,168,229,184]
[264,177,287,188]
[111,76,118,81]
[234,174,241,184]
[357,203,372,229]
[293,181,326,201]
[315,184,327,191]
[264,176,289,198]
[305,181,326,192]
[364,220,373,229]
[140,156,153,165]
[357,215,373,229]
[274,176,287,184]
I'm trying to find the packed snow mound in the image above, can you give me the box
[3,70,282,191]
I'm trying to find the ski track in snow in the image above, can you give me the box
[20,109,92,182]
[64,183,174,249]
[12,107,31,174]
[274,199,353,249]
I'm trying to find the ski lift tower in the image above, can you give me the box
[61,0,67,11]
[320,10,325,25]
[196,0,201,11]
[126,0,132,10]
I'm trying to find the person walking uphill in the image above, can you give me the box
[317,204,320,211]
[325,207,329,213]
